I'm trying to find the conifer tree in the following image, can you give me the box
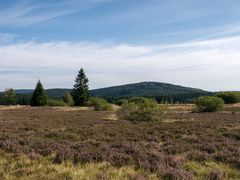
[31,80,48,106]
[3,88,17,105]
[72,68,89,106]
[63,91,74,106]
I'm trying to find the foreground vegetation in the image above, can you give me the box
[0,151,158,180]
[0,106,239,179]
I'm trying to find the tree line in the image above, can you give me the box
[0,68,90,106]
[104,92,213,105]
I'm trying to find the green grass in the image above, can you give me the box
[184,161,240,180]
[0,151,158,180]
[1,151,239,180]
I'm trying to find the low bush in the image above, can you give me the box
[117,97,166,122]
[216,92,240,104]
[87,97,112,111]
[195,96,224,112]
[63,91,74,106]
[48,99,67,107]
[115,99,127,106]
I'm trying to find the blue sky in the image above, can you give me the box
[1,0,240,91]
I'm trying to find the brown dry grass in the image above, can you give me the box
[166,104,194,113]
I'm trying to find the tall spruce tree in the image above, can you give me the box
[72,68,89,106]
[31,80,48,106]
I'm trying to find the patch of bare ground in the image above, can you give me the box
[0,107,239,179]
[167,104,194,113]
[111,104,121,111]
[102,113,118,121]
[0,105,28,110]
[54,106,94,111]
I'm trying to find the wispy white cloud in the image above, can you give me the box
[0,33,19,43]
[91,0,240,44]
[141,23,240,43]
[0,36,240,91]
[102,0,209,26]
[0,0,114,26]
[192,24,240,41]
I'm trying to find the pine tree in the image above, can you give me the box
[3,88,17,105]
[63,91,74,106]
[31,80,48,106]
[72,68,89,106]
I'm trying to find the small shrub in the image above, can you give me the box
[117,97,166,122]
[87,97,112,111]
[216,92,240,104]
[187,151,211,162]
[48,99,66,107]
[195,96,224,112]
[115,99,127,106]
[162,168,193,180]
[63,91,74,106]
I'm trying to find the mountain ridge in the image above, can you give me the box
[12,81,208,98]
[90,81,207,97]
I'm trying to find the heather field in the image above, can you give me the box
[0,105,239,179]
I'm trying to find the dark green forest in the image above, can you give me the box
[90,82,207,97]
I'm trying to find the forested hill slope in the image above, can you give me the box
[15,89,70,98]
[90,82,207,97]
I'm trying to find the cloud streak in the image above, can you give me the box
[0,0,114,26]
[0,36,240,91]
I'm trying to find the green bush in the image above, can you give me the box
[195,96,224,112]
[117,97,166,122]
[216,92,240,104]
[48,99,67,107]
[63,91,74,106]
[115,99,127,106]
[87,97,112,111]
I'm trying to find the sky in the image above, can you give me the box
[0,0,240,91]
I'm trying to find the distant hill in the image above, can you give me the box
[15,89,70,98]
[15,89,34,94]
[14,82,207,98]
[90,82,207,97]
